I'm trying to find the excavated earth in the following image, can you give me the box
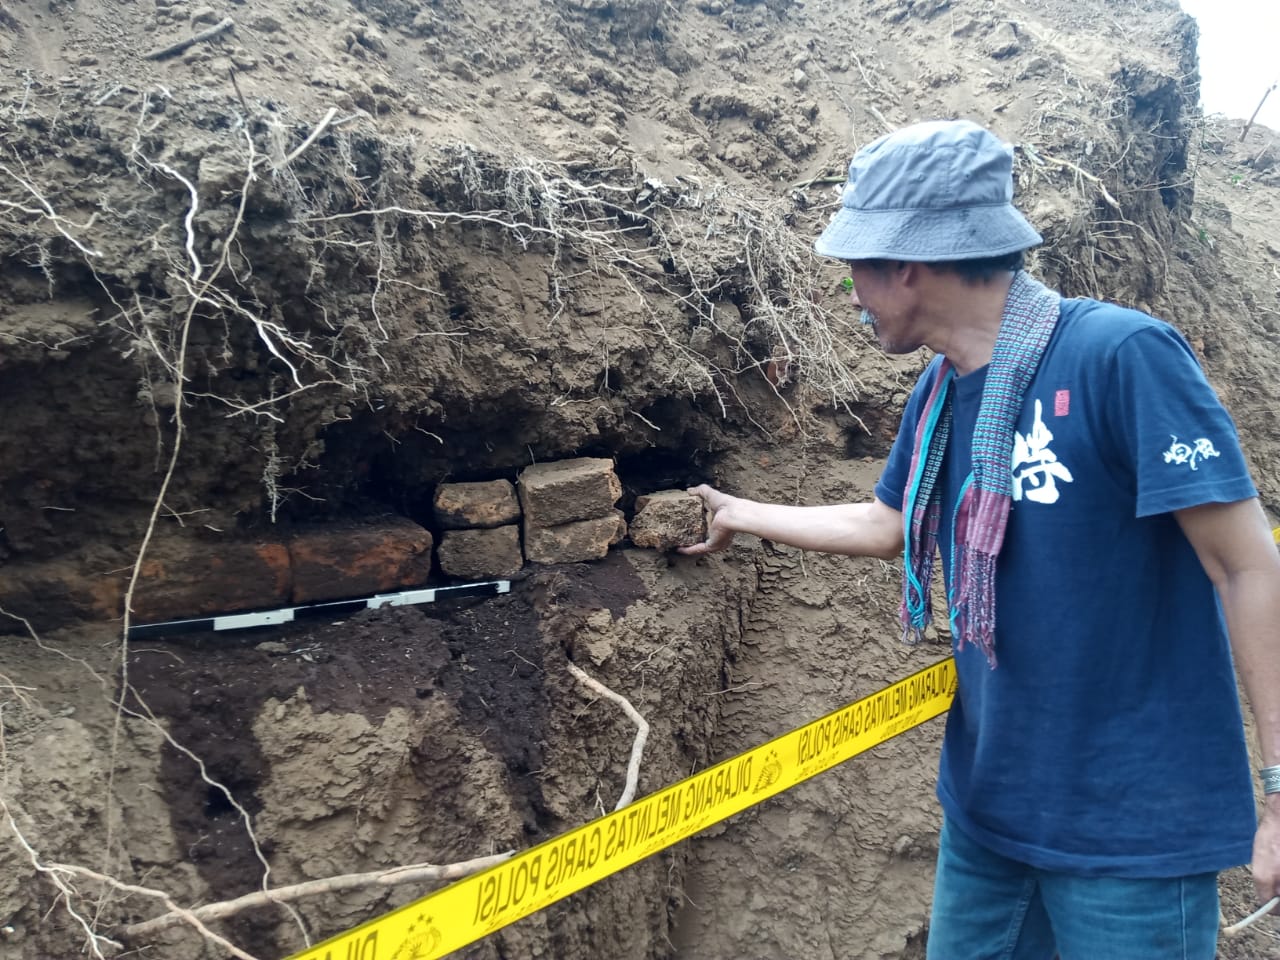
[1,0,1279,958]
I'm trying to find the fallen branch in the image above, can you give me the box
[789,174,845,190]
[144,17,234,61]
[1240,78,1278,142]
[568,662,649,809]
[122,851,514,939]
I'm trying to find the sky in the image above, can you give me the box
[1178,0,1280,130]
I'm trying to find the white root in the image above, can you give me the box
[568,662,649,810]
[1223,895,1280,937]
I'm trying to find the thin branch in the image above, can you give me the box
[144,17,234,61]
[1240,77,1278,143]
[122,851,514,939]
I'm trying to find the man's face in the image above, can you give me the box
[845,261,922,355]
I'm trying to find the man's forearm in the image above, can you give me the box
[1221,567,1280,780]
[718,497,903,559]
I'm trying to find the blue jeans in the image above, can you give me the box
[927,819,1220,960]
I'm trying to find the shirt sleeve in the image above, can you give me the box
[874,359,941,511]
[1108,322,1256,518]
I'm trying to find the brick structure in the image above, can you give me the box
[517,457,621,527]
[437,525,523,579]
[131,537,293,621]
[524,510,626,564]
[0,559,127,631]
[433,479,521,530]
[124,516,435,623]
[287,517,434,603]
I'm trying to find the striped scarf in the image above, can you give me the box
[900,271,1060,668]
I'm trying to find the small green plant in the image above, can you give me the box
[840,277,854,291]
[1230,173,1244,185]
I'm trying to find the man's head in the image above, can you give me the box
[816,120,1042,356]
[816,120,1041,263]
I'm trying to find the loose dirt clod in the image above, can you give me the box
[628,490,707,551]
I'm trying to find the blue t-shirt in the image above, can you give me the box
[875,297,1258,877]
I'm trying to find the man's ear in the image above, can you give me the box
[897,260,922,288]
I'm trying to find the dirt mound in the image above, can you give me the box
[1,0,1279,957]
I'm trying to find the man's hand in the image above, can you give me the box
[1255,799,1280,908]
[678,484,738,556]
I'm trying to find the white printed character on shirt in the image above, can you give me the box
[1013,399,1074,504]
[1162,435,1221,471]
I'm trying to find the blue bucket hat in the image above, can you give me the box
[814,120,1042,262]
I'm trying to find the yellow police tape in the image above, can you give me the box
[284,657,957,960]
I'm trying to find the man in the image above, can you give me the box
[680,120,1280,958]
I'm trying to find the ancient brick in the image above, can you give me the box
[132,537,291,621]
[517,457,621,527]
[523,510,626,564]
[437,525,523,580]
[288,516,433,603]
[0,559,126,632]
[433,479,521,530]
[628,489,707,550]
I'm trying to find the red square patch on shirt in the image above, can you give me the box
[1054,389,1070,417]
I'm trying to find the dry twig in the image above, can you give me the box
[123,850,514,938]
[1241,78,1278,143]
[144,17,234,61]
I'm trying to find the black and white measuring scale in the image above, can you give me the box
[127,579,512,640]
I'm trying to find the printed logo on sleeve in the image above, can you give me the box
[1162,435,1220,471]
[1053,389,1070,416]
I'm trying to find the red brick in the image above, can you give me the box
[524,510,626,564]
[517,457,621,527]
[0,559,126,631]
[434,480,521,530]
[288,517,433,603]
[131,537,291,621]
[437,525,523,580]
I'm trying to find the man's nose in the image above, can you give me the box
[849,288,862,308]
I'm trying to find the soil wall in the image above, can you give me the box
[1,0,1279,957]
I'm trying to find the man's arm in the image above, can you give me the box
[1176,497,1280,907]
[678,484,904,560]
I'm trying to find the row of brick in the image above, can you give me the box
[0,460,706,629]
[0,516,434,628]
[435,457,624,530]
[435,457,625,579]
